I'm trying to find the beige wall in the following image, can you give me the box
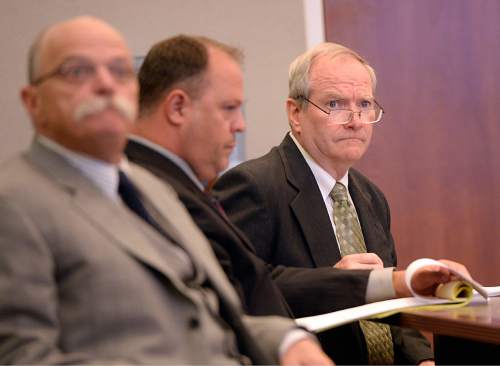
[0,0,315,162]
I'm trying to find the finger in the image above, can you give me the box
[410,267,451,295]
[364,252,384,265]
[414,266,451,282]
[354,263,384,270]
[344,253,383,265]
[335,261,383,270]
[334,257,383,269]
[437,259,472,279]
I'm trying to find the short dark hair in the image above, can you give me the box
[138,35,243,116]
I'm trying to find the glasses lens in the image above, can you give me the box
[329,108,383,124]
[361,109,377,123]
[368,108,383,123]
[108,62,136,82]
[59,63,95,83]
[329,110,352,124]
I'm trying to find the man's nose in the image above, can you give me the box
[344,110,363,129]
[232,110,246,133]
[92,65,116,95]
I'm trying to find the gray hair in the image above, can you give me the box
[288,42,377,109]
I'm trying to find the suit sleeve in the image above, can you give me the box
[241,314,299,364]
[215,167,371,316]
[0,197,132,364]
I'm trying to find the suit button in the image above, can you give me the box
[188,317,200,329]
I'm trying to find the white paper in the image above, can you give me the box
[296,258,499,333]
[295,296,460,333]
[405,258,488,299]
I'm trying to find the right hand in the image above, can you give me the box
[393,259,471,297]
[410,259,471,296]
[334,253,384,270]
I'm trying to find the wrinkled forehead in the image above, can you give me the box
[38,18,132,71]
[309,53,374,96]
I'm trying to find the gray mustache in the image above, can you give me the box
[74,96,137,123]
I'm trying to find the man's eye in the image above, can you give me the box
[328,100,341,109]
[223,104,240,112]
[109,64,135,79]
[360,100,373,109]
[62,64,94,79]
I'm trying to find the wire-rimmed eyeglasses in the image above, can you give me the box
[300,96,384,125]
[31,57,136,86]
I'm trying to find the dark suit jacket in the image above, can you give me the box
[214,134,433,364]
[126,139,291,318]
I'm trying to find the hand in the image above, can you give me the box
[419,360,435,366]
[280,338,335,366]
[334,253,384,270]
[410,259,471,296]
[393,259,471,297]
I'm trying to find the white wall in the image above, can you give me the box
[0,0,324,162]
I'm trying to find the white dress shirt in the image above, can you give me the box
[38,135,121,200]
[289,132,396,302]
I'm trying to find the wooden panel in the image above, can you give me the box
[324,0,500,284]
[396,298,500,344]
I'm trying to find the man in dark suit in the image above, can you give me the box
[214,43,444,365]
[127,37,333,364]
[127,35,292,318]
[0,17,332,365]
[128,37,469,365]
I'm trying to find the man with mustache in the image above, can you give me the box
[214,43,437,364]
[0,16,333,365]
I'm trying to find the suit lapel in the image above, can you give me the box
[25,141,186,284]
[128,162,242,308]
[349,172,392,263]
[126,139,257,254]
[279,135,342,266]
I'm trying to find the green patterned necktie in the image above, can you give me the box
[331,182,395,365]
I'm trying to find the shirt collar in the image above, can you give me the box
[37,135,122,200]
[289,132,349,200]
[129,135,205,191]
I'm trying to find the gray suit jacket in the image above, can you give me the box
[0,140,294,364]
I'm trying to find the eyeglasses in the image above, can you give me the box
[31,57,136,85]
[300,96,384,125]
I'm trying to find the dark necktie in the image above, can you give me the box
[209,194,229,220]
[118,170,174,242]
[331,182,394,365]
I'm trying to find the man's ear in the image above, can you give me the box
[20,85,44,130]
[162,89,191,126]
[21,86,37,116]
[286,98,302,134]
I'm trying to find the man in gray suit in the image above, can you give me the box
[0,16,332,365]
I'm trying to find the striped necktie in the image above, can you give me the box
[331,182,394,365]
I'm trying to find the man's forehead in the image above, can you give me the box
[309,54,373,94]
[309,75,373,97]
[39,17,131,65]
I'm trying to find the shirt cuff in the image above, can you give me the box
[365,267,396,303]
[278,328,317,359]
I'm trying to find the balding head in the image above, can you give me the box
[28,16,130,84]
[21,16,138,164]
